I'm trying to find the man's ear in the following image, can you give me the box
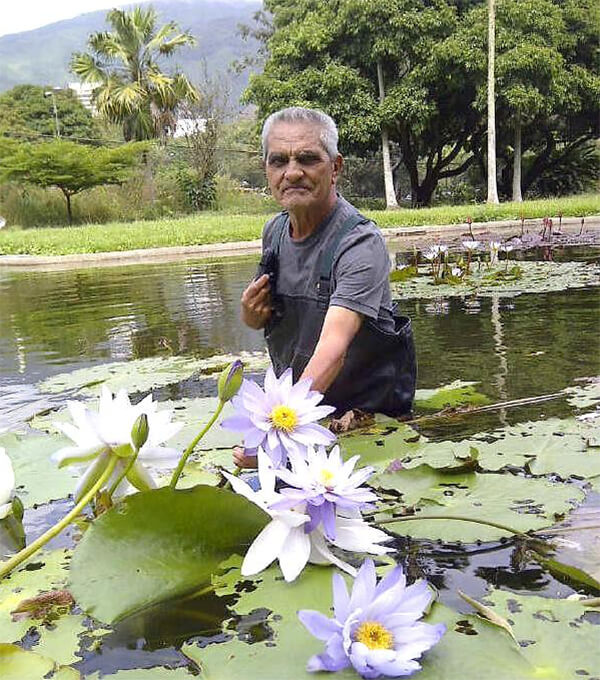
[332,154,343,184]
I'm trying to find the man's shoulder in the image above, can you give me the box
[333,198,385,256]
[262,211,288,246]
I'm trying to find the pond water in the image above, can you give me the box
[1,249,599,676]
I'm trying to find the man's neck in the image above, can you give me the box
[288,192,338,241]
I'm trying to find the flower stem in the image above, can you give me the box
[108,449,139,498]
[0,455,119,580]
[373,512,529,539]
[169,401,225,489]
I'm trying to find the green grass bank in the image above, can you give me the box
[0,193,598,256]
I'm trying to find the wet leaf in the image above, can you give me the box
[0,432,77,507]
[375,466,585,542]
[415,380,491,411]
[69,486,269,624]
[458,589,517,642]
[38,352,269,397]
[0,643,80,680]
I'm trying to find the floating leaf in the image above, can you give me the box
[0,432,76,507]
[69,486,268,624]
[0,642,80,680]
[458,589,517,642]
[415,380,491,411]
[38,352,269,397]
[375,466,585,542]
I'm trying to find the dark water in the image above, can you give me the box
[1,253,599,674]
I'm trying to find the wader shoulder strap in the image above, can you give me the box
[316,212,370,309]
[269,212,289,256]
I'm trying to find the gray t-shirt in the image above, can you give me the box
[263,195,394,332]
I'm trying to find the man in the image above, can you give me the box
[236,107,415,467]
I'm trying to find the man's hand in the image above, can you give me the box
[233,446,258,469]
[241,274,272,329]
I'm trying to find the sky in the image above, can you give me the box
[0,0,257,38]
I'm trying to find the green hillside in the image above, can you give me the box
[0,0,262,106]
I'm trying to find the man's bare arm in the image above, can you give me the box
[300,305,363,393]
[240,274,272,329]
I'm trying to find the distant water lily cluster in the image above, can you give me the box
[0,361,444,678]
[418,239,516,280]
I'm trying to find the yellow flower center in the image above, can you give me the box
[270,405,298,432]
[354,621,394,650]
[319,468,336,488]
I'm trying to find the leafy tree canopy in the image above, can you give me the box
[0,140,147,223]
[71,7,199,141]
[244,0,599,205]
[0,85,97,141]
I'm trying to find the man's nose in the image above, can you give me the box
[284,159,304,182]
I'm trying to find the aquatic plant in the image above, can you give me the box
[299,559,445,677]
[221,366,336,467]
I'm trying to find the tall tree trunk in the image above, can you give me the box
[62,190,73,225]
[487,0,499,204]
[512,113,523,202]
[377,61,399,209]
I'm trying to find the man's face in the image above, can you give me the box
[264,121,342,213]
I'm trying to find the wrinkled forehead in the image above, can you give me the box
[265,121,328,157]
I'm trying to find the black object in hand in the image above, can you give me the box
[256,248,284,321]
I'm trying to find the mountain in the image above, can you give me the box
[0,0,263,106]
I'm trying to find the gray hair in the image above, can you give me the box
[261,107,339,161]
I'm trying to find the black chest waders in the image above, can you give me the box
[263,211,417,417]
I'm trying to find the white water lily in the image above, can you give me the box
[52,386,183,500]
[423,249,437,262]
[462,240,480,251]
[224,449,391,581]
[489,240,501,265]
[0,447,15,519]
[451,266,462,277]
[223,449,311,582]
[501,243,514,253]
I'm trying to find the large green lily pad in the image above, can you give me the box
[38,352,269,397]
[375,466,585,542]
[0,432,77,507]
[186,560,600,680]
[390,261,600,300]
[69,486,269,624]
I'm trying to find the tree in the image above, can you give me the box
[244,0,485,207]
[0,85,97,141]
[461,0,600,199]
[486,0,499,203]
[0,140,147,223]
[71,7,199,141]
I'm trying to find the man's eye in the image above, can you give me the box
[297,154,320,165]
[269,157,287,167]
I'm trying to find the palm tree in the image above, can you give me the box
[71,7,199,141]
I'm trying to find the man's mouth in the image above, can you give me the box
[282,186,310,193]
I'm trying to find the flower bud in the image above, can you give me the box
[131,413,149,451]
[217,360,244,402]
[11,496,24,522]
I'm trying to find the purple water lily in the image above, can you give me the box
[220,366,336,467]
[299,559,445,678]
[270,445,377,540]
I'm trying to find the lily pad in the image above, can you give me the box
[69,486,269,624]
[0,432,77,507]
[0,644,80,680]
[415,380,491,411]
[38,352,269,397]
[183,562,554,680]
[565,379,600,409]
[375,466,585,542]
[0,549,94,666]
[390,261,600,300]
